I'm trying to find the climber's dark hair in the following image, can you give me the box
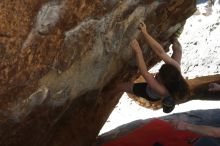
[158,64,190,100]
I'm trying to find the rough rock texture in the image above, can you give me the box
[0,0,209,146]
[96,109,220,145]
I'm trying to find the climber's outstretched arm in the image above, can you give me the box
[139,22,180,71]
[130,39,167,96]
[171,37,182,64]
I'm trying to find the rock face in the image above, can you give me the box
[0,0,202,146]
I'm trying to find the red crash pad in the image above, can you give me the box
[101,119,201,146]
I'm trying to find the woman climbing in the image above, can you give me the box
[106,21,189,113]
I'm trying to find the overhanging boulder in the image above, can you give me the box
[0,0,205,146]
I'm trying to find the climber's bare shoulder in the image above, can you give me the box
[142,72,168,97]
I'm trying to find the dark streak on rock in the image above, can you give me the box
[0,43,6,58]
[0,32,11,38]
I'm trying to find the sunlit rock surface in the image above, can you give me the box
[0,0,202,146]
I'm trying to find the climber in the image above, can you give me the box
[105,21,189,113]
